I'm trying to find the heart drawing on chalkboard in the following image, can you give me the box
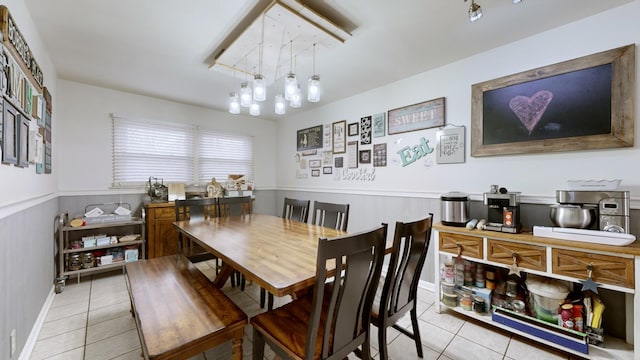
[508,90,554,134]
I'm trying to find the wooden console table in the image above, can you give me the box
[433,223,640,359]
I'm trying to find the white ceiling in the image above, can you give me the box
[24,0,632,120]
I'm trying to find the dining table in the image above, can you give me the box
[173,213,353,298]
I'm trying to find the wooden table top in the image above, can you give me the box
[174,214,348,296]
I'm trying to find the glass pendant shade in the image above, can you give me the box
[284,73,298,100]
[275,94,286,115]
[240,82,252,107]
[229,92,240,114]
[253,74,266,101]
[290,86,302,108]
[469,2,482,22]
[249,101,260,116]
[307,75,320,102]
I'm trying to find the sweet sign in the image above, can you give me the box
[0,6,44,91]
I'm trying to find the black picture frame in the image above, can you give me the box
[322,166,332,174]
[471,44,635,156]
[17,115,29,167]
[2,100,18,165]
[359,149,371,164]
[348,122,359,136]
[297,125,323,151]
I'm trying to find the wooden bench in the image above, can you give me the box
[125,255,247,360]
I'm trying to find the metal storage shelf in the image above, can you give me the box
[55,207,146,293]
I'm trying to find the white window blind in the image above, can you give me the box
[112,114,253,187]
[198,129,254,184]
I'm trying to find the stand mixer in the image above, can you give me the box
[554,190,630,233]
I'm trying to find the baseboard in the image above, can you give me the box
[19,285,55,360]
[419,279,435,292]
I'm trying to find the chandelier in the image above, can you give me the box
[210,0,350,116]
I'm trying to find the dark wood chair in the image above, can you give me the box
[259,197,312,309]
[251,224,387,360]
[217,196,253,217]
[282,197,311,222]
[217,196,253,288]
[310,201,349,231]
[174,198,219,265]
[371,214,433,360]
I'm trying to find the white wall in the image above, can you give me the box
[57,80,278,193]
[0,0,58,217]
[277,1,640,205]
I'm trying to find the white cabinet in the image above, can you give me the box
[433,223,639,359]
[56,209,146,293]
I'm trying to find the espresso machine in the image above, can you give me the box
[555,190,630,233]
[483,187,522,233]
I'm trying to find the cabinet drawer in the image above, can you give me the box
[153,206,177,220]
[439,232,483,259]
[552,249,634,289]
[487,239,546,272]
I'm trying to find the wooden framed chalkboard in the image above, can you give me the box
[471,44,635,157]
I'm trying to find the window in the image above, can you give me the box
[112,114,253,187]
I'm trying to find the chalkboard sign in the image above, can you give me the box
[297,125,323,151]
[482,64,611,145]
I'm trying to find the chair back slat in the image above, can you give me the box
[384,214,433,318]
[217,196,252,217]
[282,197,310,222]
[311,201,349,231]
[305,224,387,359]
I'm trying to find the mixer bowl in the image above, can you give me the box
[549,205,597,229]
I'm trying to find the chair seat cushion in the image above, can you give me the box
[251,285,333,359]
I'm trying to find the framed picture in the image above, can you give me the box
[372,112,386,137]
[387,97,445,135]
[359,149,371,164]
[436,125,465,164]
[360,116,372,145]
[332,120,346,154]
[322,166,332,174]
[334,156,344,168]
[2,101,18,165]
[308,159,321,168]
[347,140,358,168]
[348,122,359,136]
[311,169,320,177]
[373,143,387,167]
[471,44,635,157]
[297,125,323,151]
[17,115,29,167]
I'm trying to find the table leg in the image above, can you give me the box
[212,262,235,288]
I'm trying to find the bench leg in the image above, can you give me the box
[231,336,243,360]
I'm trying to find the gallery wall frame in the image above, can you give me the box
[471,44,635,157]
[17,115,29,167]
[387,97,445,135]
[332,120,346,154]
[2,99,18,165]
[297,125,323,151]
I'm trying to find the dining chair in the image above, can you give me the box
[258,197,312,309]
[217,196,252,217]
[282,197,311,222]
[174,198,219,266]
[251,224,388,360]
[371,214,433,360]
[217,196,252,288]
[310,201,349,231]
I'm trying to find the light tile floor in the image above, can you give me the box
[29,261,580,360]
